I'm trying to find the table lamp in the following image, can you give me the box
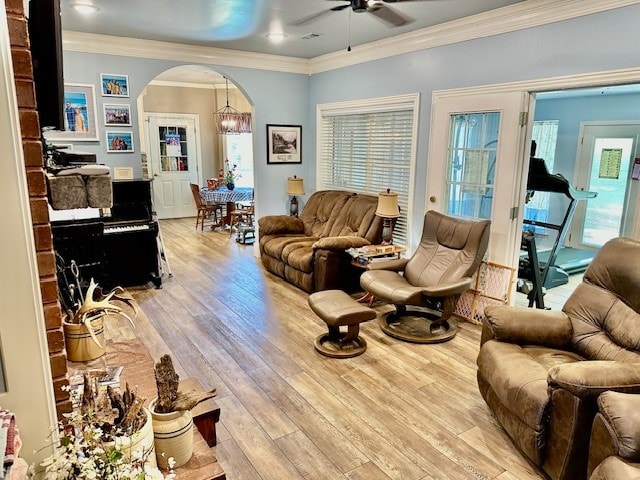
[376,188,400,245]
[286,175,304,217]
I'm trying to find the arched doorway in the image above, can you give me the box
[137,65,254,219]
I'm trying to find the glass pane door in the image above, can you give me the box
[158,126,189,172]
[581,137,634,247]
[446,112,499,219]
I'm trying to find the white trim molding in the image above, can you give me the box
[309,0,640,74]
[62,30,310,75]
[62,1,640,75]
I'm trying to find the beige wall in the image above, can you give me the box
[142,84,251,181]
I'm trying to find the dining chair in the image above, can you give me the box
[189,183,222,231]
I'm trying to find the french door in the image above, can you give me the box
[568,122,640,249]
[426,91,530,269]
[146,114,201,219]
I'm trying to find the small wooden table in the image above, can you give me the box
[350,245,406,306]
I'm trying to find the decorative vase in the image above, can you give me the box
[226,182,235,191]
[63,317,106,362]
[149,399,194,470]
[111,408,157,468]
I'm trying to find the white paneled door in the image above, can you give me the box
[426,91,530,269]
[146,114,201,219]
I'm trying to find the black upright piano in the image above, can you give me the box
[52,179,162,290]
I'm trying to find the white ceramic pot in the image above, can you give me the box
[63,317,105,362]
[111,407,157,468]
[149,398,194,470]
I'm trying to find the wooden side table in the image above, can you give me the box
[349,245,406,306]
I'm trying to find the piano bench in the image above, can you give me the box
[179,378,220,447]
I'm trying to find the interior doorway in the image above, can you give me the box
[568,122,640,249]
[517,86,640,308]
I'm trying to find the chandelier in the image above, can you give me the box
[213,77,251,135]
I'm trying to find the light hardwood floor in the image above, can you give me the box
[113,218,552,480]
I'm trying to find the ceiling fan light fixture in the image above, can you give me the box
[71,3,99,15]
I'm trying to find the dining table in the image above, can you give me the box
[200,186,253,228]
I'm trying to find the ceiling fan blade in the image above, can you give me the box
[289,8,335,27]
[381,0,440,3]
[330,4,352,11]
[370,4,413,27]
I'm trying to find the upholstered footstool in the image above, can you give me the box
[309,290,377,358]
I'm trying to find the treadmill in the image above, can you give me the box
[519,149,597,307]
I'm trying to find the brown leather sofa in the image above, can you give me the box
[589,391,640,480]
[477,237,640,480]
[258,190,383,293]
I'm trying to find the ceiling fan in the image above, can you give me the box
[290,0,434,28]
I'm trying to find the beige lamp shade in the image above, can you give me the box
[286,176,305,195]
[376,189,400,218]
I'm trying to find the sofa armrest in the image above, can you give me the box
[258,215,305,235]
[483,305,572,348]
[589,392,640,477]
[366,258,408,272]
[598,391,640,460]
[548,361,640,398]
[313,236,371,251]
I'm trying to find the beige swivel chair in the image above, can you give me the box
[477,237,640,480]
[360,210,490,343]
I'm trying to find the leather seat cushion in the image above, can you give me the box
[261,235,316,262]
[477,340,583,430]
[360,269,425,305]
[282,240,316,273]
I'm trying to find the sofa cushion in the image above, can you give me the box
[477,340,582,430]
[261,235,314,260]
[300,190,353,237]
[282,239,316,273]
[328,194,381,241]
[565,283,640,362]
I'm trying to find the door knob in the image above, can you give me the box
[429,196,437,203]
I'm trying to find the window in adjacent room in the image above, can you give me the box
[224,132,254,188]
[317,94,419,247]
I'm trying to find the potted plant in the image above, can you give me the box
[218,158,241,190]
[149,355,217,470]
[62,278,137,362]
[37,374,174,479]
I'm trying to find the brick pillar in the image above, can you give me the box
[6,0,71,417]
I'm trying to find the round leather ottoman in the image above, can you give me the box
[308,290,377,358]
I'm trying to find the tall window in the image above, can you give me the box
[317,95,419,247]
[224,133,254,188]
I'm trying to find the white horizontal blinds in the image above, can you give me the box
[320,108,413,247]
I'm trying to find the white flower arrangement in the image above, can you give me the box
[33,378,175,480]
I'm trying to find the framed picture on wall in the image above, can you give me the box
[266,124,302,164]
[44,83,99,142]
[103,103,131,126]
[106,131,134,153]
[100,73,129,97]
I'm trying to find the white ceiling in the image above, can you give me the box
[60,0,524,59]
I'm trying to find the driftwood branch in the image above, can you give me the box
[153,354,217,413]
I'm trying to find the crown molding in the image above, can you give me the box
[63,0,640,76]
[62,31,311,75]
[309,0,640,74]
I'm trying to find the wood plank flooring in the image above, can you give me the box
[111,218,550,480]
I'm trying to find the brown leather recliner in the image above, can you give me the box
[477,237,640,480]
[359,210,490,343]
[589,391,640,480]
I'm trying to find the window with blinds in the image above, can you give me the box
[317,95,418,247]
